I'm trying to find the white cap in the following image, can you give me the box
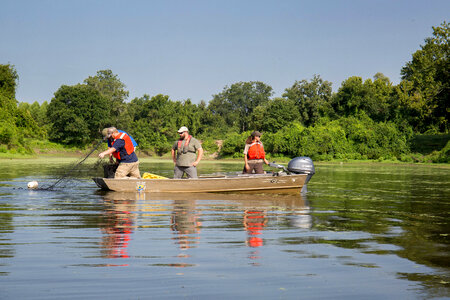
[177,126,189,133]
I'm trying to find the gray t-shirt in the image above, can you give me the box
[172,136,202,167]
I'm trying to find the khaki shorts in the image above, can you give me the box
[115,161,141,179]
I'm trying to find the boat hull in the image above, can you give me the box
[93,173,307,193]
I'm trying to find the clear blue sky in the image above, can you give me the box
[1,0,449,104]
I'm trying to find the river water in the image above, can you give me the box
[1,158,449,299]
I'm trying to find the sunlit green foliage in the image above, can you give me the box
[249,97,300,132]
[0,64,41,153]
[46,84,109,146]
[208,81,273,132]
[84,69,132,129]
[331,74,396,123]
[127,94,210,155]
[400,21,449,132]
[18,101,50,135]
[218,132,249,158]
[255,115,410,161]
[283,75,333,126]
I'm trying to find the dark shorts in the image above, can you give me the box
[244,161,264,174]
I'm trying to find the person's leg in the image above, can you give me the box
[247,162,257,174]
[115,163,131,178]
[184,166,198,179]
[253,162,264,174]
[173,165,184,179]
[128,162,141,179]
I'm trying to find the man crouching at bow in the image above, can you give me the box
[99,129,141,179]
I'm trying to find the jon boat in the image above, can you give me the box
[93,156,315,194]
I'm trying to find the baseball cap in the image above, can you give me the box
[177,126,189,133]
[251,131,261,137]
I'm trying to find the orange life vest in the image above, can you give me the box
[111,132,134,160]
[177,135,192,154]
[247,142,265,160]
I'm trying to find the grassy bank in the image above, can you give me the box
[1,134,449,164]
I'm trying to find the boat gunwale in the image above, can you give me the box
[93,173,307,193]
[103,173,305,183]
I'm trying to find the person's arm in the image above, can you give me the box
[171,148,177,164]
[192,148,203,167]
[262,143,269,165]
[244,154,249,170]
[243,144,249,171]
[99,147,116,159]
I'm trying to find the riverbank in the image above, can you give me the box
[1,152,449,168]
[1,133,449,163]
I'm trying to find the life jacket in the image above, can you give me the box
[177,135,193,154]
[111,132,134,160]
[247,142,265,160]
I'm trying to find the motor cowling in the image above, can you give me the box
[287,156,315,193]
[288,156,315,175]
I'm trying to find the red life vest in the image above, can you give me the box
[111,132,134,160]
[247,142,265,160]
[177,135,192,154]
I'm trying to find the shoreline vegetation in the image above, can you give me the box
[2,153,449,171]
[1,136,448,167]
[1,22,449,165]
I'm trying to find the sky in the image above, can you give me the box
[1,0,449,104]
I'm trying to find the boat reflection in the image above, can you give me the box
[100,191,311,261]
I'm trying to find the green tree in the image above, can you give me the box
[84,70,131,129]
[283,75,333,126]
[196,100,228,138]
[127,94,178,154]
[0,64,18,99]
[208,81,273,132]
[19,101,50,130]
[331,75,395,122]
[47,84,109,145]
[400,21,449,132]
[250,97,300,133]
[0,64,41,151]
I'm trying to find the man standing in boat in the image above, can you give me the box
[99,129,141,179]
[171,126,203,179]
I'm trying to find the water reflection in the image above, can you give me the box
[100,197,137,262]
[100,191,311,256]
[171,199,201,250]
[1,161,449,298]
[244,209,267,248]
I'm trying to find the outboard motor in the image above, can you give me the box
[287,157,315,193]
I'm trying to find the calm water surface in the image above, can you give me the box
[0,158,449,299]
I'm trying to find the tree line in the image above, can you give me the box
[1,22,449,162]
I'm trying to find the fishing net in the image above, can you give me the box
[39,138,106,190]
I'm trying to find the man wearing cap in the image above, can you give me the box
[102,127,138,164]
[99,128,141,179]
[243,130,269,174]
[171,126,204,179]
